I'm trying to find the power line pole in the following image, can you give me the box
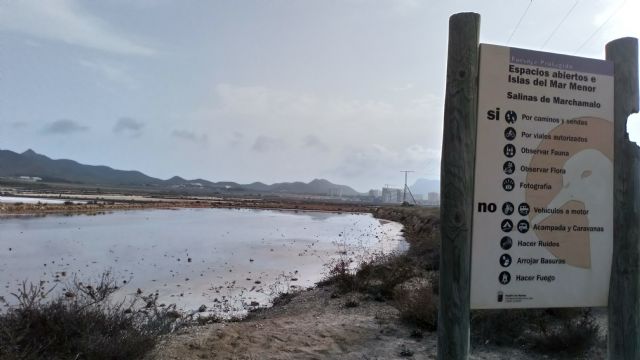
[400,170,414,203]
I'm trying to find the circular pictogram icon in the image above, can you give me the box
[499,253,512,268]
[501,219,513,233]
[518,220,530,233]
[504,144,516,158]
[499,271,511,285]
[500,236,513,250]
[502,202,514,215]
[504,127,516,141]
[505,110,517,124]
[518,202,530,216]
[503,178,515,191]
[503,161,515,175]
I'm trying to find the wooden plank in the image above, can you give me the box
[437,12,480,360]
[606,37,640,360]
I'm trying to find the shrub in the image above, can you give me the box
[352,254,416,300]
[0,272,184,360]
[318,258,357,293]
[471,307,600,354]
[344,299,359,308]
[471,309,536,346]
[319,253,417,300]
[530,309,600,355]
[394,285,438,331]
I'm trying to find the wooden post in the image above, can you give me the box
[438,12,480,360]
[607,37,640,360]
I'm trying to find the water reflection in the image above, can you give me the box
[0,208,405,315]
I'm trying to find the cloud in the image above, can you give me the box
[171,129,208,144]
[113,117,144,136]
[42,119,88,134]
[601,1,640,39]
[229,131,244,147]
[10,121,29,129]
[390,0,422,16]
[78,59,136,87]
[302,134,329,152]
[627,113,640,144]
[0,0,154,56]
[333,144,440,186]
[192,84,444,189]
[391,83,414,92]
[252,136,285,153]
[209,84,443,150]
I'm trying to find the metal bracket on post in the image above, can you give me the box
[606,37,640,360]
[437,12,480,360]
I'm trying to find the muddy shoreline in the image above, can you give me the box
[0,197,377,217]
[148,205,603,359]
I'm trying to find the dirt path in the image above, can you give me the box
[148,286,598,360]
[150,287,434,360]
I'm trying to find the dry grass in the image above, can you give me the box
[364,206,600,355]
[0,272,185,360]
[394,285,438,331]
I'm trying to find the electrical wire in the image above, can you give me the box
[507,0,534,44]
[574,0,627,54]
[541,0,580,49]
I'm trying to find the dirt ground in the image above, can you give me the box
[148,285,603,360]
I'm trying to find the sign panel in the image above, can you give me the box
[471,44,614,309]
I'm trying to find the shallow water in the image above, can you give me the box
[0,208,405,314]
[0,196,72,204]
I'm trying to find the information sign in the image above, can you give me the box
[471,44,614,309]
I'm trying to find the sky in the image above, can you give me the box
[0,0,638,192]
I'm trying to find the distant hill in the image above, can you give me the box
[0,149,160,186]
[409,178,440,195]
[0,148,360,196]
[251,178,360,196]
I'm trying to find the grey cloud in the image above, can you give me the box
[229,131,244,147]
[252,136,285,153]
[114,117,144,136]
[333,144,440,180]
[0,1,154,56]
[78,59,136,88]
[10,121,28,129]
[302,134,329,152]
[42,119,88,134]
[172,129,208,143]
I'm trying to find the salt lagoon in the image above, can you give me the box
[0,208,405,315]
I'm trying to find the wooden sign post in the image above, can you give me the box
[439,12,639,360]
[438,12,479,360]
[606,37,639,360]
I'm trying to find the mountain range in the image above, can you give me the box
[0,149,361,196]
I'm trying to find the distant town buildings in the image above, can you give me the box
[18,176,42,182]
[427,192,440,205]
[329,188,343,197]
[381,187,403,203]
[368,189,382,198]
[366,186,440,206]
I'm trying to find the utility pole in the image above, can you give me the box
[400,170,414,203]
